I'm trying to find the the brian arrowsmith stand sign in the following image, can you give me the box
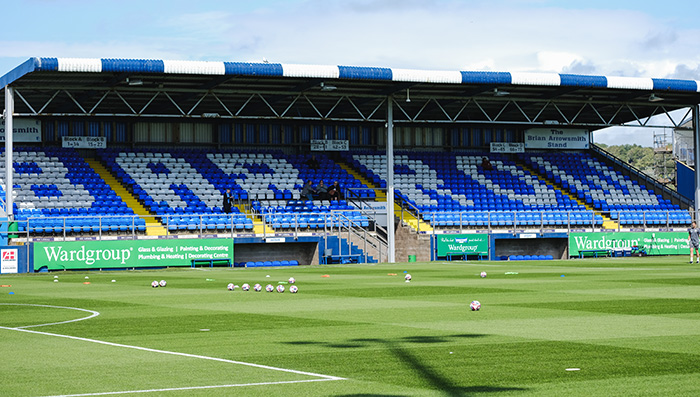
[34,239,233,270]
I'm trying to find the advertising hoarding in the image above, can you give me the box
[34,239,233,270]
[569,232,689,256]
[436,234,488,256]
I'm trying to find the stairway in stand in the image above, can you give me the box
[337,162,433,233]
[86,158,167,236]
[234,203,274,234]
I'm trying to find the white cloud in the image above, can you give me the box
[2,1,699,80]
[593,127,656,147]
[537,52,584,73]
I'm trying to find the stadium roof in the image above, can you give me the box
[1,57,700,128]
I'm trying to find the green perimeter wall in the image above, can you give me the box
[569,232,689,256]
[33,239,233,270]
[436,234,488,256]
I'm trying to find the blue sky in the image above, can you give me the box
[2,0,699,146]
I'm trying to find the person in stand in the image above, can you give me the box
[300,180,316,201]
[223,188,233,214]
[328,181,341,201]
[481,156,493,171]
[316,180,329,201]
[305,155,320,170]
[689,221,700,263]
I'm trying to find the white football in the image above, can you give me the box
[289,285,298,293]
[253,283,262,292]
[241,283,250,291]
[470,300,481,311]
[405,273,412,282]
[266,284,274,292]
[151,280,159,288]
[276,284,285,293]
[159,280,167,287]
[288,277,296,284]
[227,283,235,291]
[480,271,487,278]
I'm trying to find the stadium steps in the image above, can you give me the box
[337,161,432,233]
[233,204,274,234]
[520,162,618,229]
[320,236,376,264]
[396,203,433,233]
[85,158,168,236]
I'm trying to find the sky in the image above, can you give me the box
[1,0,699,147]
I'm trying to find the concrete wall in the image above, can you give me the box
[234,242,319,266]
[395,222,431,262]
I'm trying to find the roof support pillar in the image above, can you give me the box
[386,96,395,263]
[694,104,700,217]
[4,86,13,219]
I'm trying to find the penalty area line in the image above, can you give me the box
[40,378,339,397]
[1,326,345,381]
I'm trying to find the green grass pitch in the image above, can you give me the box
[2,256,700,396]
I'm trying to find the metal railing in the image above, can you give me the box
[4,209,695,247]
[329,212,388,263]
[424,209,695,234]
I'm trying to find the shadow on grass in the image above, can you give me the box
[283,334,527,396]
[339,389,525,397]
[386,340,525,396]
[283,334,488,349]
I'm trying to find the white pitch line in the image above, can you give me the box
[1,325,345,381]
[41,378,338,397]
[0,303,100,328]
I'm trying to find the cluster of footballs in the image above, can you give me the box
[226,277,298,293]
[151,280,167,288]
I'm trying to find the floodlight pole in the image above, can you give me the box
[4,86,13,220]
[694,104,700,218]
[387,96,396,263]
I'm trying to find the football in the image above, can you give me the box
[151,280,159,288]
[480,271,487,278]
[159,280,167,287]
[241,283,250,291]
[470,300,481,311]
[253,283,262,292]
[276,284,285,293]
[405,273,412,282]
[289,285,298,293]
[227,283,235,291]
[265,284,274,292]
[288,277,296,284]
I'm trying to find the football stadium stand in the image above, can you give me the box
[3,147,145,235]
[1,146,691,237]
[1,57,698,266]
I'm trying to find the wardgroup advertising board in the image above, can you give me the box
[34,239,233,270]
[569,232,689,256]
[436,234,488,256]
